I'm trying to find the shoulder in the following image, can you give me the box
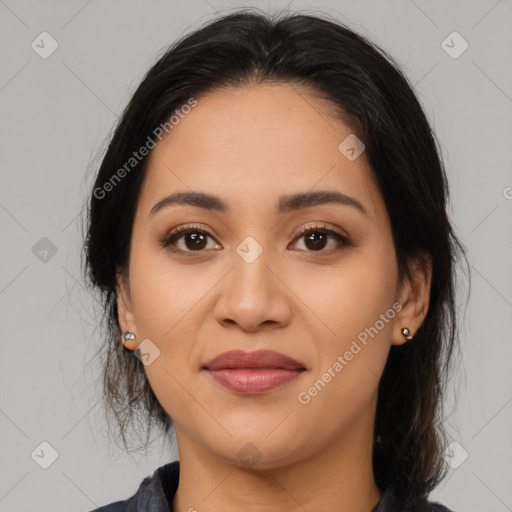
[88,460,180,512]
[430,502,455,512]
[374,487,456,512]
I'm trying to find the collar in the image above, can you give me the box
[128,460,452,512]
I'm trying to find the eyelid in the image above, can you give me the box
[161,223,217,245]
[289,221,348,241]
[289,223,351,251]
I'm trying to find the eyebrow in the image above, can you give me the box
[149,190,367,217]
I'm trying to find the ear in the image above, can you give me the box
[392,252,432,346]
[116,270,139,351]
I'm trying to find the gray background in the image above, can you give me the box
[1,0,511,511]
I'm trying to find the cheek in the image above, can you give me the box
[128,242,198,339]
[305,244,398,343]
[297,243,397,406]
[126,248,200,421]
[126,243,212,403]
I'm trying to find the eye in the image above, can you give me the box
[160,224,221,253]
[160,223,350,255]
[290,223,350,253]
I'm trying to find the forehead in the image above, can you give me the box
[139,83,381,219]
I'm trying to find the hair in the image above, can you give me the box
[82,7,467,501]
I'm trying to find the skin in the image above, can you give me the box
[116,82,431,512]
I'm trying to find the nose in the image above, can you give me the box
[212,243,292,333]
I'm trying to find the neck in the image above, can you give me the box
[171,408,382,512]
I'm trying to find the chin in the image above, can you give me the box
[206,429,306,470]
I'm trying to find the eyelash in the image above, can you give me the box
[160,223,350,255]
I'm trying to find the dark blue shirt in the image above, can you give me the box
[89,460,454,512]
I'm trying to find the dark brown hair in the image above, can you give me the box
[82,8,466,500]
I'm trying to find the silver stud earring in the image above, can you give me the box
[122,331,136,345]
[401,327,413,341]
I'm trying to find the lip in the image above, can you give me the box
[203,350,306,394]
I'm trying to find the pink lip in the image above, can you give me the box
[203,350,305,394]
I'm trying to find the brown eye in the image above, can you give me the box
[160,225,220,253]
[305,231,328,250]
[291,225,349,253]
[181,231,208,250]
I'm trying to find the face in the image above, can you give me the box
[117,83,429,469]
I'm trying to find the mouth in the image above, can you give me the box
[202,349,306,395]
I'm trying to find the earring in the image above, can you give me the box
[122,331,136,345]
[401,327,413,341]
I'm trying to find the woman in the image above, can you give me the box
[83,8,465,512]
